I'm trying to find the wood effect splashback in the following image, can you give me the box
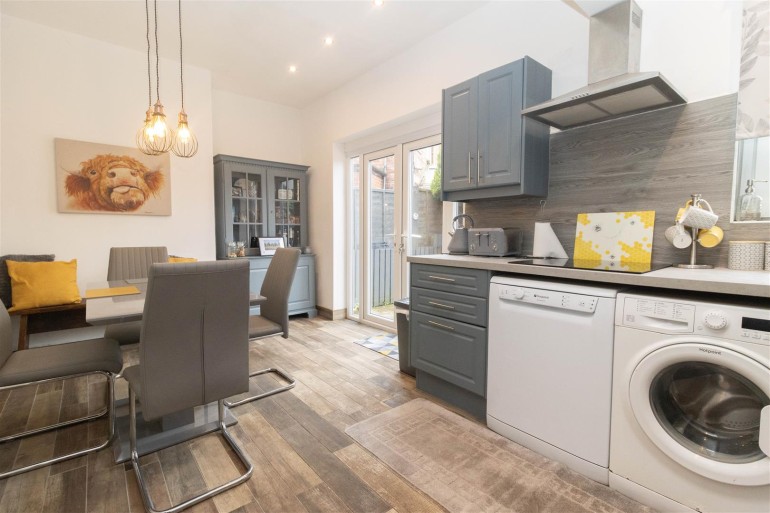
[464,94,767,267]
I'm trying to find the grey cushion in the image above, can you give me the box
[248,315,282,339]
[0,337,123,387]
[0,254,55,308]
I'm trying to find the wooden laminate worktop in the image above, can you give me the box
[407,254,770,299]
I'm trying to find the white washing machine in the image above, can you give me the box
[610,292,770,513]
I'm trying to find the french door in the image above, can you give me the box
[349,135,444,330]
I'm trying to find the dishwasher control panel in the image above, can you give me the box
[497,285,598,313]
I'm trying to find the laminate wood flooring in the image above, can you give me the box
[0,317,451,513]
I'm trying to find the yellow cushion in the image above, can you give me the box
[6,259,81,312]
[168,256,198,263]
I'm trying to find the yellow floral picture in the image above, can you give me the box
[574,211,655,271]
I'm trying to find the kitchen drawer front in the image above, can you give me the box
[411,264,489,298]
[410,311,487,396]
[411,287,488,327]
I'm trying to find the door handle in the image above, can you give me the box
[467,152,472,184]
[427,320,455,331]
[760,405,769,457]
[477,150,481,183]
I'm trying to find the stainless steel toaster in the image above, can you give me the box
[468,228,523,257]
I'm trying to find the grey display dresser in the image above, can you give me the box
[214,154,316,318]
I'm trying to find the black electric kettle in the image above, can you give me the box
[447,214,474,254]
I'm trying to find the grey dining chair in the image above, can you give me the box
[225,247,300,408]
[0,303,122,479]
[122,260,253,513]
[105,246,168,345]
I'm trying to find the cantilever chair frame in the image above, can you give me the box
[0,370,116,479]
[129,392,253,513]
[224,247,301,409]
[223,329,296,408]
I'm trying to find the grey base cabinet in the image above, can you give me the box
[442,56,552,202]
[409,264,490,418]
[246,254,317,318]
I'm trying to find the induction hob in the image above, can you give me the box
[511,258,670,274]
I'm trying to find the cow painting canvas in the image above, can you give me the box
[55,138,171,216]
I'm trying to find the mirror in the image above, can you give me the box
[732,137,769,221]
[731,1,769,223]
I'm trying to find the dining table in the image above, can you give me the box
[84,278,265,463]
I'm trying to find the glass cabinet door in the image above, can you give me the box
[269,170,304,248]
[230,170,266,248]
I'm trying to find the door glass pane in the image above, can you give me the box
[369,154,395,321]
[350,157,360,319]
[273,174,300,247]
[408,143,443,258]
[650,361,769,464]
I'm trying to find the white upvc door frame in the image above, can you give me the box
[400,134,443,295]
[360,146,402,331]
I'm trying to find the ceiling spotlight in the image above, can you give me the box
[289,65,297,73]
[373,0,384,7]
[323,36,334,46]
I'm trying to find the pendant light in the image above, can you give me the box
[137,0,173,155]
[172,0,198,158]
[137,0,159,155]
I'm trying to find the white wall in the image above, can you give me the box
[0,14,215,290]
[212,89,303,163]
[301,0,744,312]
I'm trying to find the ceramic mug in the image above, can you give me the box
[678,199,718,229]
[697,225,724,248]
[665,224,692,248]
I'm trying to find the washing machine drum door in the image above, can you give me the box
[629,342,770,486]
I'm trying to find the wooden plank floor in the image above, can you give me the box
[0,317,455,513]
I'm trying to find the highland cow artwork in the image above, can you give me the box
[55,138,171,215]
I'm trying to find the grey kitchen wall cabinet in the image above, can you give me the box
[214,154,309,259]
[409,263,490,419]
[442,57,552,202]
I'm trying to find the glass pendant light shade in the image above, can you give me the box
[172,110,198,157]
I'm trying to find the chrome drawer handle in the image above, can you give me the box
[428,301,455,310]
[427,320,455,331]
[428,275,455,282]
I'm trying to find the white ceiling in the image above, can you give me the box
[0,0,490,108]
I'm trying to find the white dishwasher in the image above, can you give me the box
[487,276,621,484]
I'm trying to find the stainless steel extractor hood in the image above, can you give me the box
[522,0,686,130]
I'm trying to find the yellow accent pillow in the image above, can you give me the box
[168,256,198,263]
[6,259,81,312]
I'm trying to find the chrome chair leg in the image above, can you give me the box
[224,367,296,408]
[130,398,254,513]
[0,372,117,479]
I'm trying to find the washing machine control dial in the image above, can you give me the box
[703,311,728,330]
